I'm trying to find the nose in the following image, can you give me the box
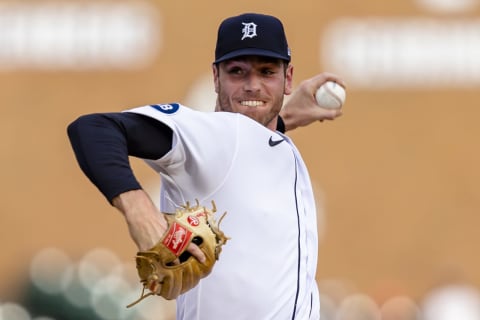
[243,73,262,92]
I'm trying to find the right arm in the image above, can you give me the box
[280,72,346,132]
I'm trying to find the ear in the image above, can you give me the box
[212,64,220,93]
[284,64,294,95]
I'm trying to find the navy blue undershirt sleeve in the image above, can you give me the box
[67,112,173,203]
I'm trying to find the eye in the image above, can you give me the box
[227,66,243,75]
[262,68,275,75]
[259,67,278,77]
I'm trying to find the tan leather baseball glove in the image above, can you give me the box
[127,200,228,307]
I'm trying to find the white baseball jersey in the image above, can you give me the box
[127,103,320,320]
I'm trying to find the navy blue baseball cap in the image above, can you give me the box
[214,13,291,64]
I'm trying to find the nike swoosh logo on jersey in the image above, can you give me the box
[269,136,284,147]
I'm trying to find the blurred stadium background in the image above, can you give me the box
[1,0,480,319]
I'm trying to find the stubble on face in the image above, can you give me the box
[213,56,293,130]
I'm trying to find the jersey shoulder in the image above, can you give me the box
[125,103,262,133]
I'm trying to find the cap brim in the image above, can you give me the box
[214,48,290,64]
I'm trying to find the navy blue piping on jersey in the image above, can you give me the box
[291,155,302,319]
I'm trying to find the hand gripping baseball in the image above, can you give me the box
[127,200,229,307]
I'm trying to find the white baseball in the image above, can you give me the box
[315,81,346,109]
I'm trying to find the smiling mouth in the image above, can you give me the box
[240,100,265,107]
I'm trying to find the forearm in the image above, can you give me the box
[112,189,205,262]
[112,189,168,250]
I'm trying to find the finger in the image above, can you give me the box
[325,74,347,88]
[187,243,206,264]
[315,108,343,120]
[313,72,347,89]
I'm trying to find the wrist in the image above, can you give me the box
[279,107,297,132]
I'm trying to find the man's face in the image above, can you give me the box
[213,56,293,130]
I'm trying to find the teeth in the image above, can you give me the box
[241,100,264,107]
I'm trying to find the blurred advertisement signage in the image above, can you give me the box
[0,2,160,70]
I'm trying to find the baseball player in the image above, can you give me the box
[68,13,345,319]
